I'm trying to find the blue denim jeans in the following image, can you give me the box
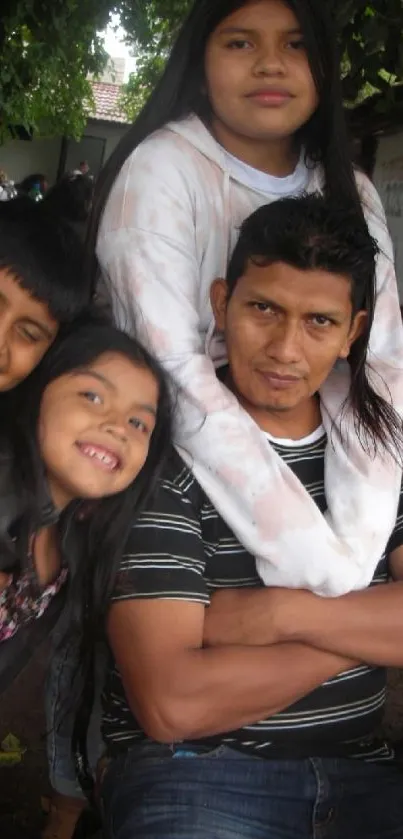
[46,629,105,799]
[101,743,403,839]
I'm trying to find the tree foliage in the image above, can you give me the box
[0,0,113,142]
[119,0,403,119]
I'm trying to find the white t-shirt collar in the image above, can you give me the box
[265,425,325,448]
[223,148,309,196]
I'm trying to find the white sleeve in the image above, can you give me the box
[97,148,402,597]
[358,172,403,410]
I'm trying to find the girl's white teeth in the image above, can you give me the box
[81,445,119,469]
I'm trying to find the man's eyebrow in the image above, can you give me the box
[244,291,346,319]
[244,291,287,312]
[308,310,345,320]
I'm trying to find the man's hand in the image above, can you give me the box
[203,587,309,648]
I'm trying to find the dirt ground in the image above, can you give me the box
[1,645,403,839]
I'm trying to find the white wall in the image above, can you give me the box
[0,121,128,187]
[95,121,129,159]
[0,136,62,186]
[373,130,403,299]
[63,121,129,178]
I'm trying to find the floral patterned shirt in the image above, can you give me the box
[0,539,68,642]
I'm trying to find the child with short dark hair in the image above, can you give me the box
[0,196,91,651]
[0,197,90,391]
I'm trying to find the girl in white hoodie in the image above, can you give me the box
[91,0,403,599]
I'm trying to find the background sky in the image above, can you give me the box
[103,15,137,80]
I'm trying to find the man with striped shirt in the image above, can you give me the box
[101,195,403,839]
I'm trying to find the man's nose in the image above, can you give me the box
[266,321,303,364]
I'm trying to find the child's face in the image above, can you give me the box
[205,1,318,153]
[37,352,159,509]
[0,268,59,391]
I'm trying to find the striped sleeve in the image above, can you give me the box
[386,480,403,554]
[112,468,209,606]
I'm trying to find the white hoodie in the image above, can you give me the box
[97,114,403,597]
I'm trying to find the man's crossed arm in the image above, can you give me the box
[204,546,403,669]
[107,542,402,746]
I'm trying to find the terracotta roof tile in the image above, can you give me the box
[91,82,129,125]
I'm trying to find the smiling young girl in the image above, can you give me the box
[0,319,169,839]
[0,320,171,654]
[89,0,403,597]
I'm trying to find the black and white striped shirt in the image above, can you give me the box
[102,433,403,762]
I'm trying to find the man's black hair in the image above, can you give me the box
[226,193,401,461]
[227,193,378,315]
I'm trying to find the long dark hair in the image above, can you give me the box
[227,194,403,461]
[1,317,173,789]
[86,0,363,284]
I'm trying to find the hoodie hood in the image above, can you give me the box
[166,113,324,326]
[167,115,231,172]
[167,114,323,195]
